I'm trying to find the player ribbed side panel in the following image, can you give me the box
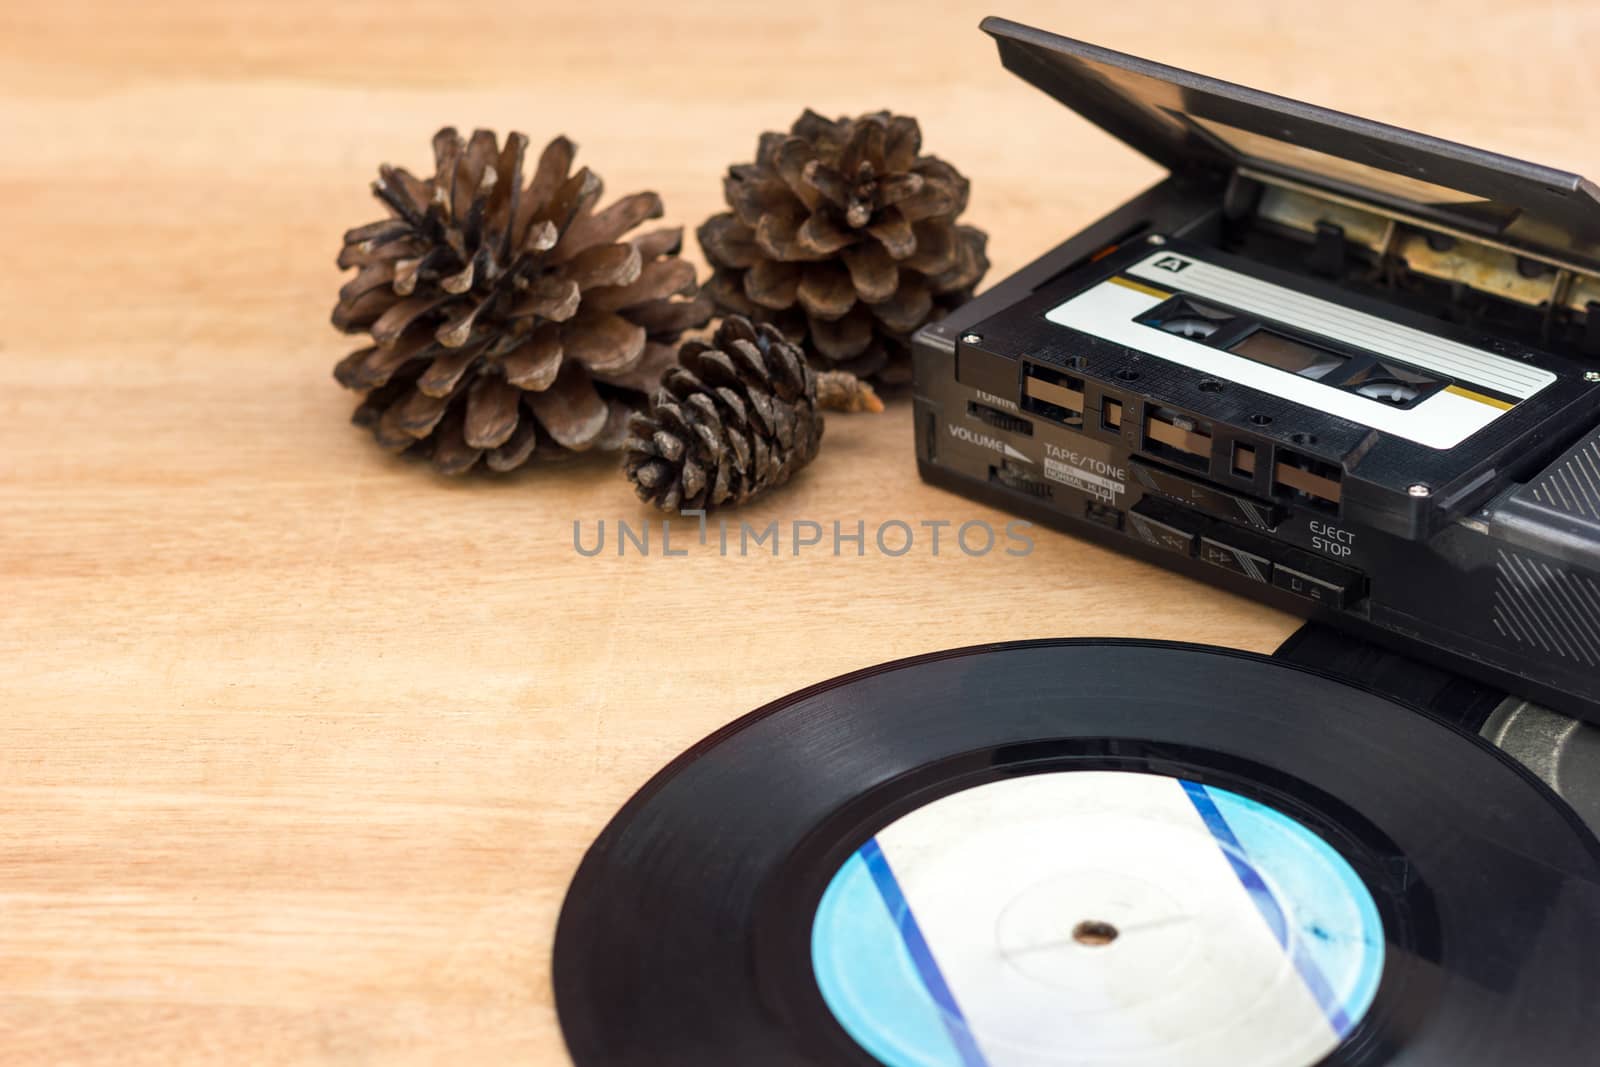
[1493,550,1600,667]
[1527,435,1600,521]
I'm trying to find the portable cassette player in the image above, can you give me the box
[915,18,1600,722]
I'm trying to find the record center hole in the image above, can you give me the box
[1072,919,1119,947]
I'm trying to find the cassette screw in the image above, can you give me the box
[1585,370,1600,382]
[961,332,982,345]
[1147,234,1167,245]
[1408,483,1432,498]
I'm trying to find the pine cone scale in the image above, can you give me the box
[416,343,478,398]
[795,211,854,255]
[842,245,896,302]
[773,140,818,204]
[877,172,924,205]
[809,306,872,360]
[374,400,416,452]
[372,172,425,226]
[538,169,601,236]
[515,137,574,233]
[463,376,521,450]
[509,276,580,322]
[744,259,798,309]
[562,243,642,291]
[435,301,486,347]
[346,333,432,390]
[344,218,412,247]
[331,288,397,333]
[722,422,750,472]
[519,219,559,256]
[867,210,915,257]
[485,415,539,472]
[438,257,475,294]
[338,261,397,305]
[591,340,675,393]
[904,222,955,275]
[395,386,449,437]
[337,236,422,271]
[872,280,933,334]
[487,133,528,234]
[551,192,662,263]
[697,214,760,269]
[564,308,642,365]
[801,162,851,209]
[796,265,854,320]
[627,226,677,258]
[528,363,608,449]
[429,407,480,476]
[586,258,697,313]
[705,270,758,318]
[929,226,989,293]
[333,346,375,389]
[499,329,562,390]
[367,296,440,345]
[884,116,920,169]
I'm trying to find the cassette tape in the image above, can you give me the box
[1047,245,1551,450]
[914,18,1600,723]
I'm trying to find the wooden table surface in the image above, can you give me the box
[6,1,1600,1062]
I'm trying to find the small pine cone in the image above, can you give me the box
[624,316,823,512]
[697,110,989,387]
[332,127,712,474]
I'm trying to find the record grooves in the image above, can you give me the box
[553,640,1600,1066]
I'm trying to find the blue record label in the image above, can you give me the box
[811,770,1385,1067]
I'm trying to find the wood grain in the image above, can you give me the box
[3,2,1599,1062]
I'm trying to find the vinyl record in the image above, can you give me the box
[552,641,1600,1066]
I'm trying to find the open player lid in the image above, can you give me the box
[982,17,1600,266]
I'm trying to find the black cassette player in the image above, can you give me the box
[915,17,1600,723]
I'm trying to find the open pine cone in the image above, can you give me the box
[624,316,823,512]
[332,128,712,474]
[697,110,988,386]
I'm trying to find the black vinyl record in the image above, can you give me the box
[553,640,1600,1067]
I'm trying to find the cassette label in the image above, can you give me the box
[1044,249,1557,449]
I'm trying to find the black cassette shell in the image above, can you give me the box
[552,640,1600,1066]
[960,235,1600,540]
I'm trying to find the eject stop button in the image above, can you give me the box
[1271,560,1363,609]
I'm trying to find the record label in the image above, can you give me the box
[811,770,1385,1067]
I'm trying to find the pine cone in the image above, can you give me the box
[697,110,989,386]
[332,128,712,474]
[624,316,823,512]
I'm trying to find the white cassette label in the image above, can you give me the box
[1044,250,1557,449]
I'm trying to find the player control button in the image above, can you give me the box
[1127,499,1201,556]
[1272,560,1363,608]
[1200,536,1273,584]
